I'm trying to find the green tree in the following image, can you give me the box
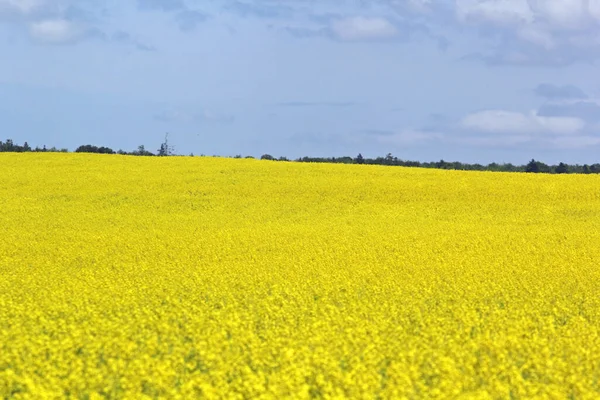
[525,159,539,173]
[555,162,568,174]
[75,145,115,154]
[385,153,394,165]
[134,145,154,156]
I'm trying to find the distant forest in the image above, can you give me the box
[1,138,599,174]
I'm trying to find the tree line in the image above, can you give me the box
[1,138,599,174]
[290,153,600,174]
[0,139,68,153]
[0,140,168,157]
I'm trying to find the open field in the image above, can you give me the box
[1,153,600,399]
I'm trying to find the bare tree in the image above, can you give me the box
[158,132,175,156]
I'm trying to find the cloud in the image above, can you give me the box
[29,19,85,44]
[461,109,585,135]
[370,103,600,150]
[0,1,112,45]
[237,2,443,46]
[0,0,43,15]
[531,84,600,124]
[234,1,596,62]
[454,0,600,65]
[537,100,600,123]
[455,0,600,30]
[137,0,208,32]
[281,15,428,43]
[0,1,101,22]
[534,83,587,100]
[421,106,600,149]
[456,0,534,26]
[330,16,399,41]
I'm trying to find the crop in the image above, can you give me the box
[1,153,600,399]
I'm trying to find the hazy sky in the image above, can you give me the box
[2,0,600,163]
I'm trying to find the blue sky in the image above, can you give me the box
[2,0,600,164]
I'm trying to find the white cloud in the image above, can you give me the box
[456,0,534,26]
[456,0,600,29]
[455,0,600,63]
[0,0,43,15]
[331,16,398,41]
[517,25,554,49]
[529,1,589,30]
[1,1,105,45]
[590,0,600,20]
[29,19,82,44]
[530,114,586,135]
[461,109,585,135]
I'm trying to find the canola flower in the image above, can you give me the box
[1,153,600,399]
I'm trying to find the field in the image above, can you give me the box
[1,153,600,399]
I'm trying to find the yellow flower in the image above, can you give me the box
[1,153,599,398]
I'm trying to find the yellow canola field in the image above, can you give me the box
[1,153,600,399]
